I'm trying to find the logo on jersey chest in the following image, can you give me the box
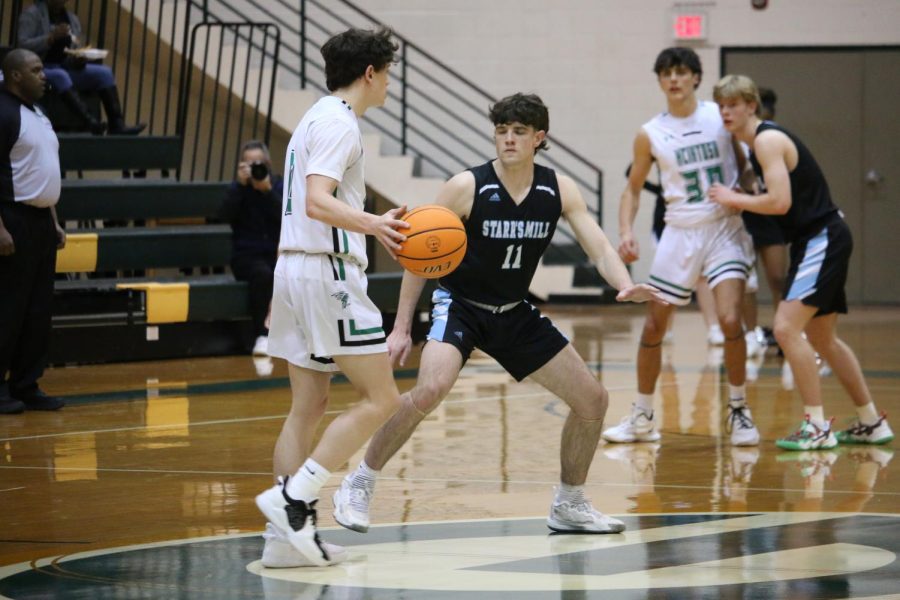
[481,219,551,240]
[675,140,720,167]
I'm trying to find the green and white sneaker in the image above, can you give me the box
[776,417,838,451]
[835,414,894,445]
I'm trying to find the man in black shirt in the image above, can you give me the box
[710,74,893,450]
[0,49,66,414]
[333,93,664,535]
[219,140,283,356]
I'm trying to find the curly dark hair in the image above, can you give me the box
[488,93,550,153]
[320,27,398,92]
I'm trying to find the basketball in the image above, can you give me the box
[396,205,467,279]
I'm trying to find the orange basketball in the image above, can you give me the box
[396,205,467,279]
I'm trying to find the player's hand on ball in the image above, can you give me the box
[616,283,668,305]
[386,328,412,367]
[373,205,410,259]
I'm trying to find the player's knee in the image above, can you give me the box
[773,321,800,347]
[641,318,666,343]
[574,384,608,421]
[288,391,328,421]
[410,380,448,414]
[717,312,743,338]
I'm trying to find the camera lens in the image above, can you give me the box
[250,161,269,181]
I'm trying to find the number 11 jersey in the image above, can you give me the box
[440,160,561,306]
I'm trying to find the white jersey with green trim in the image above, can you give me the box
[279,96,369,268]
[642,100,739,227]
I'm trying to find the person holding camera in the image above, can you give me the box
[219,140,283,356]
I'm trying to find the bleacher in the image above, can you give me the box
[50,134,430,364]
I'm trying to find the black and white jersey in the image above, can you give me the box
[440,160,561,305]
[0,90,60,208]
[750,121,839,242]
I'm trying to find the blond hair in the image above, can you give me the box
[713,74,762,116]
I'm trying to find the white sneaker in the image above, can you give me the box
[602,407,661,443]
[261,522,348,568]
[745,353,764,383]
[836,414,895,445]
[255,477,335,566]
[776,417,838,451]
[817,355,832,377]
[745,329,764,358]
[781,361,794,391]
[332,474,372,533]
[252,335,269,356]
[726,403,760,446]
[252,356,274,377]
[707,324,725,346]
[547,493,625,534]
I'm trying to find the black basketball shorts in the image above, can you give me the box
[426,288,569,381]
[784,215,852,316]
[741,210,785,248]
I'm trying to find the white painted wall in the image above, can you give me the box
[328,0,900,281]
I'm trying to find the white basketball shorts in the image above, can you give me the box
[648,215,754,306]
[267,252,387,372]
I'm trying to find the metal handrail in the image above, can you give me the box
[197,0,602,264]
[178,20,280,181]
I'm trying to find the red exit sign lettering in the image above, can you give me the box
[673,13,707,40]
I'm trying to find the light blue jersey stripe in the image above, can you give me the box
[427,288,452,341]
[787,228,828,301]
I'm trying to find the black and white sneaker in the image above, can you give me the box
[836,414,894,445]
[255,476,334,566]
[726,403,760,446]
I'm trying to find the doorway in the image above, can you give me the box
[722,47,900,305]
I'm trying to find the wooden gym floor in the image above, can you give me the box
[1,305,898,599]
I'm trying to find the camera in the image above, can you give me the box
[250,161,269,181]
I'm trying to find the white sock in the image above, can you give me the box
[352,460,379,490]
[556,483,585,504]
[805,405,826,428]
[286,458,330,502]
[855,402,880,426]
[635,394,654,414]
[728,385,746,403]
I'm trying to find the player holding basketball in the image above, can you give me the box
[254,27,410,567]
[605,47,760,447]
[710,74,894,450]
[333,92,665,535]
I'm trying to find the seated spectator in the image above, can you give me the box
[17,0,145,134]
[219,140,283,356]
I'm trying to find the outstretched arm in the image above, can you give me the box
[561,175,667,305]
[618,129,654,263]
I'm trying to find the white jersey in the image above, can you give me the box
[279,96,369,268]
[642,101,739,227]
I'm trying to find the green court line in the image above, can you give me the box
[59,367,421,405]
[56,362,900,407]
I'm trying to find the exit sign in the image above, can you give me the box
[672,13,707,40]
